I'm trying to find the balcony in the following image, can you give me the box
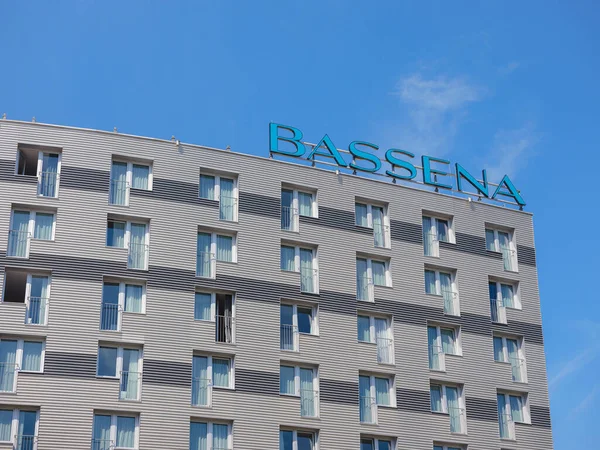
[192,377,211,407]
[428,344,445,371]
[442,290,459,316]
[91,439,114,450]
[423,232,439,257]
[38,171,58,197]
[360,396,377,424]
[0,363,18,392]
[501,248,517,272]
[197,251,216,278]
[100,303,121,331]
[499,413,516,440]
[357,275,374,302]
[7,230,30,258]
[109,179,129,206]
[448,407,466,434]
[300,389,319,417]
[281,206,299,231]
[373,224,390,248]
[300,268,318,294]
[119,371,142,401]
[219,195,237,221]
[490,297,507,324]
[376,338,394,364]
[215,315,234,344]
[128,243,149,270]
[14,435,37,450]
[280,324,298,351]
[25,297,49,325]
[510,357,526,383]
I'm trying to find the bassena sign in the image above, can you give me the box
[269,123,526,207]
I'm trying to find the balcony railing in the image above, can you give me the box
[25,296,49,325]
[498,412,515,440]
[448,407,466,434]
[215,314,234,343]
[0,363,18,392]
[119,371,142,401]
[442,290,459,316]
[91,439,115,450]
[192,377,211,406]
[360,395,377,424]
[423,232,439,257]
[100,303,121,331]
[128,243,149,270]
[219,195,237,221]
[197,251,216,278]
[38,171,58,197]
[501,248,517,272]
[280,324,298,351]
[300,389,319,417]
[428,344,445,371]
[357,275,374,301]
[377,337,394,364]
[109,179,130,206]
[510,357,526,382]
[281,206,299,231]
[490,297,507,324]
[300,268,318,294]
[373,224,390,248]
[15,435,37,450]
[7,230,31,258]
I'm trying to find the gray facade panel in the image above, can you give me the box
[319,379,359,405]
[44,352,97,379]
[466,396,498,422]
[396,388,430,413]
[517,244,537,267]
[143,359,192,386]
[235,368,279,396]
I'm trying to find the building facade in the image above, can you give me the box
[0,120,552,450]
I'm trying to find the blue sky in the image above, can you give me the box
[2,1,599,448]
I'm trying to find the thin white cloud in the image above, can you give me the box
[571,384,600,416]
[484,124,541,180]
[387,74,484,156]
[499,61,520,76]
[549,346,599,389]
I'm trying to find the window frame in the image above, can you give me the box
[280,429,318,450]
[279,364,319,398]
[0,408,40,444]
[0,337,45,375]
[93,413,140,450]
[354,202,391,249]
[112,158,154,191]
[10,209,57,243]
[280,245,318,273]
[199,171,239,221]
[423,214,456,243]
[497,391,531,425]
[424,268,456,296]
[96,345,144,380]
[197,230,238,268]
[356,257,392,296]
[106,220,150,249]
[430,324,462,357]
[430,382,467,434]
[360,437,395,450]
[485,226,518,271]
[357,314,392,345]
[190,421,233,450]
[281,302,319,336]
[103,279,147,315]
[0,271,53,325]
[281,187,318,225]
[489,279,521,311]
[493,334,527,383]
[361,373,396,408]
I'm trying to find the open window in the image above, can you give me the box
[16,144,62,198]
[2,268,51,326]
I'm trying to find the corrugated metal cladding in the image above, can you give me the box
[0,120,552,450]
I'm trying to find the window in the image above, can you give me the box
[486,227,518,272]
[494,335,527,383]
[425,269,459,316]
[7,209,56,258]
[356,257,390,301]
[422,215,454,257]
[194,293,234,344]
[190,421,232,450]
[361,438,393,450]
[106,219,149,270]
[92,413,139,449]
[0,338,44,392]
[355,202,390,248]
[280,430,316,450]
[15,147,61,198]
[280,245,319,294]
[427,325,461,371]
[359,373,395,423]
[2,269,51,326]
[279,365,319,417]
[489,280,520,324]
[497,391,530,440]
[434,445,463,450]
[109,159,153,206]
[197,231,237,277]
[192,355,234,407]
[430,383,467,433]
[100,280,145,331]
[357,314,394,364]
[280,303,318,351]
[281,188,317,231]
[199,172,238,222]
[0,409,38,446]
[96,346,142,401]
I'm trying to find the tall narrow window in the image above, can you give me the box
[279,365,319,417]
[357,315,394,364]
[356,257,390,301]
[38,152,60,198]
[199,172,238,222]
[281,188,317,232]
[430,383,466,434]
[355,202,390,248]
[280,245,319,294]
[428,325,460,371]
[197,232,237,278]
[486,227,518,272]
[8,209,56,258]
[359,373,394,424]
[93,414,139,450]
[423,215,453,256]
[494,335,527,383]
[109,160,152,206]
[497,391,529,440]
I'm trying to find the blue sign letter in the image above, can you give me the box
[349,141,381,173]
[491,175,526,206]
[307,134,348,167]
[455,163,489,197]
[422,156,452,190]
[385,149,417,180]
[269,123,306,157]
